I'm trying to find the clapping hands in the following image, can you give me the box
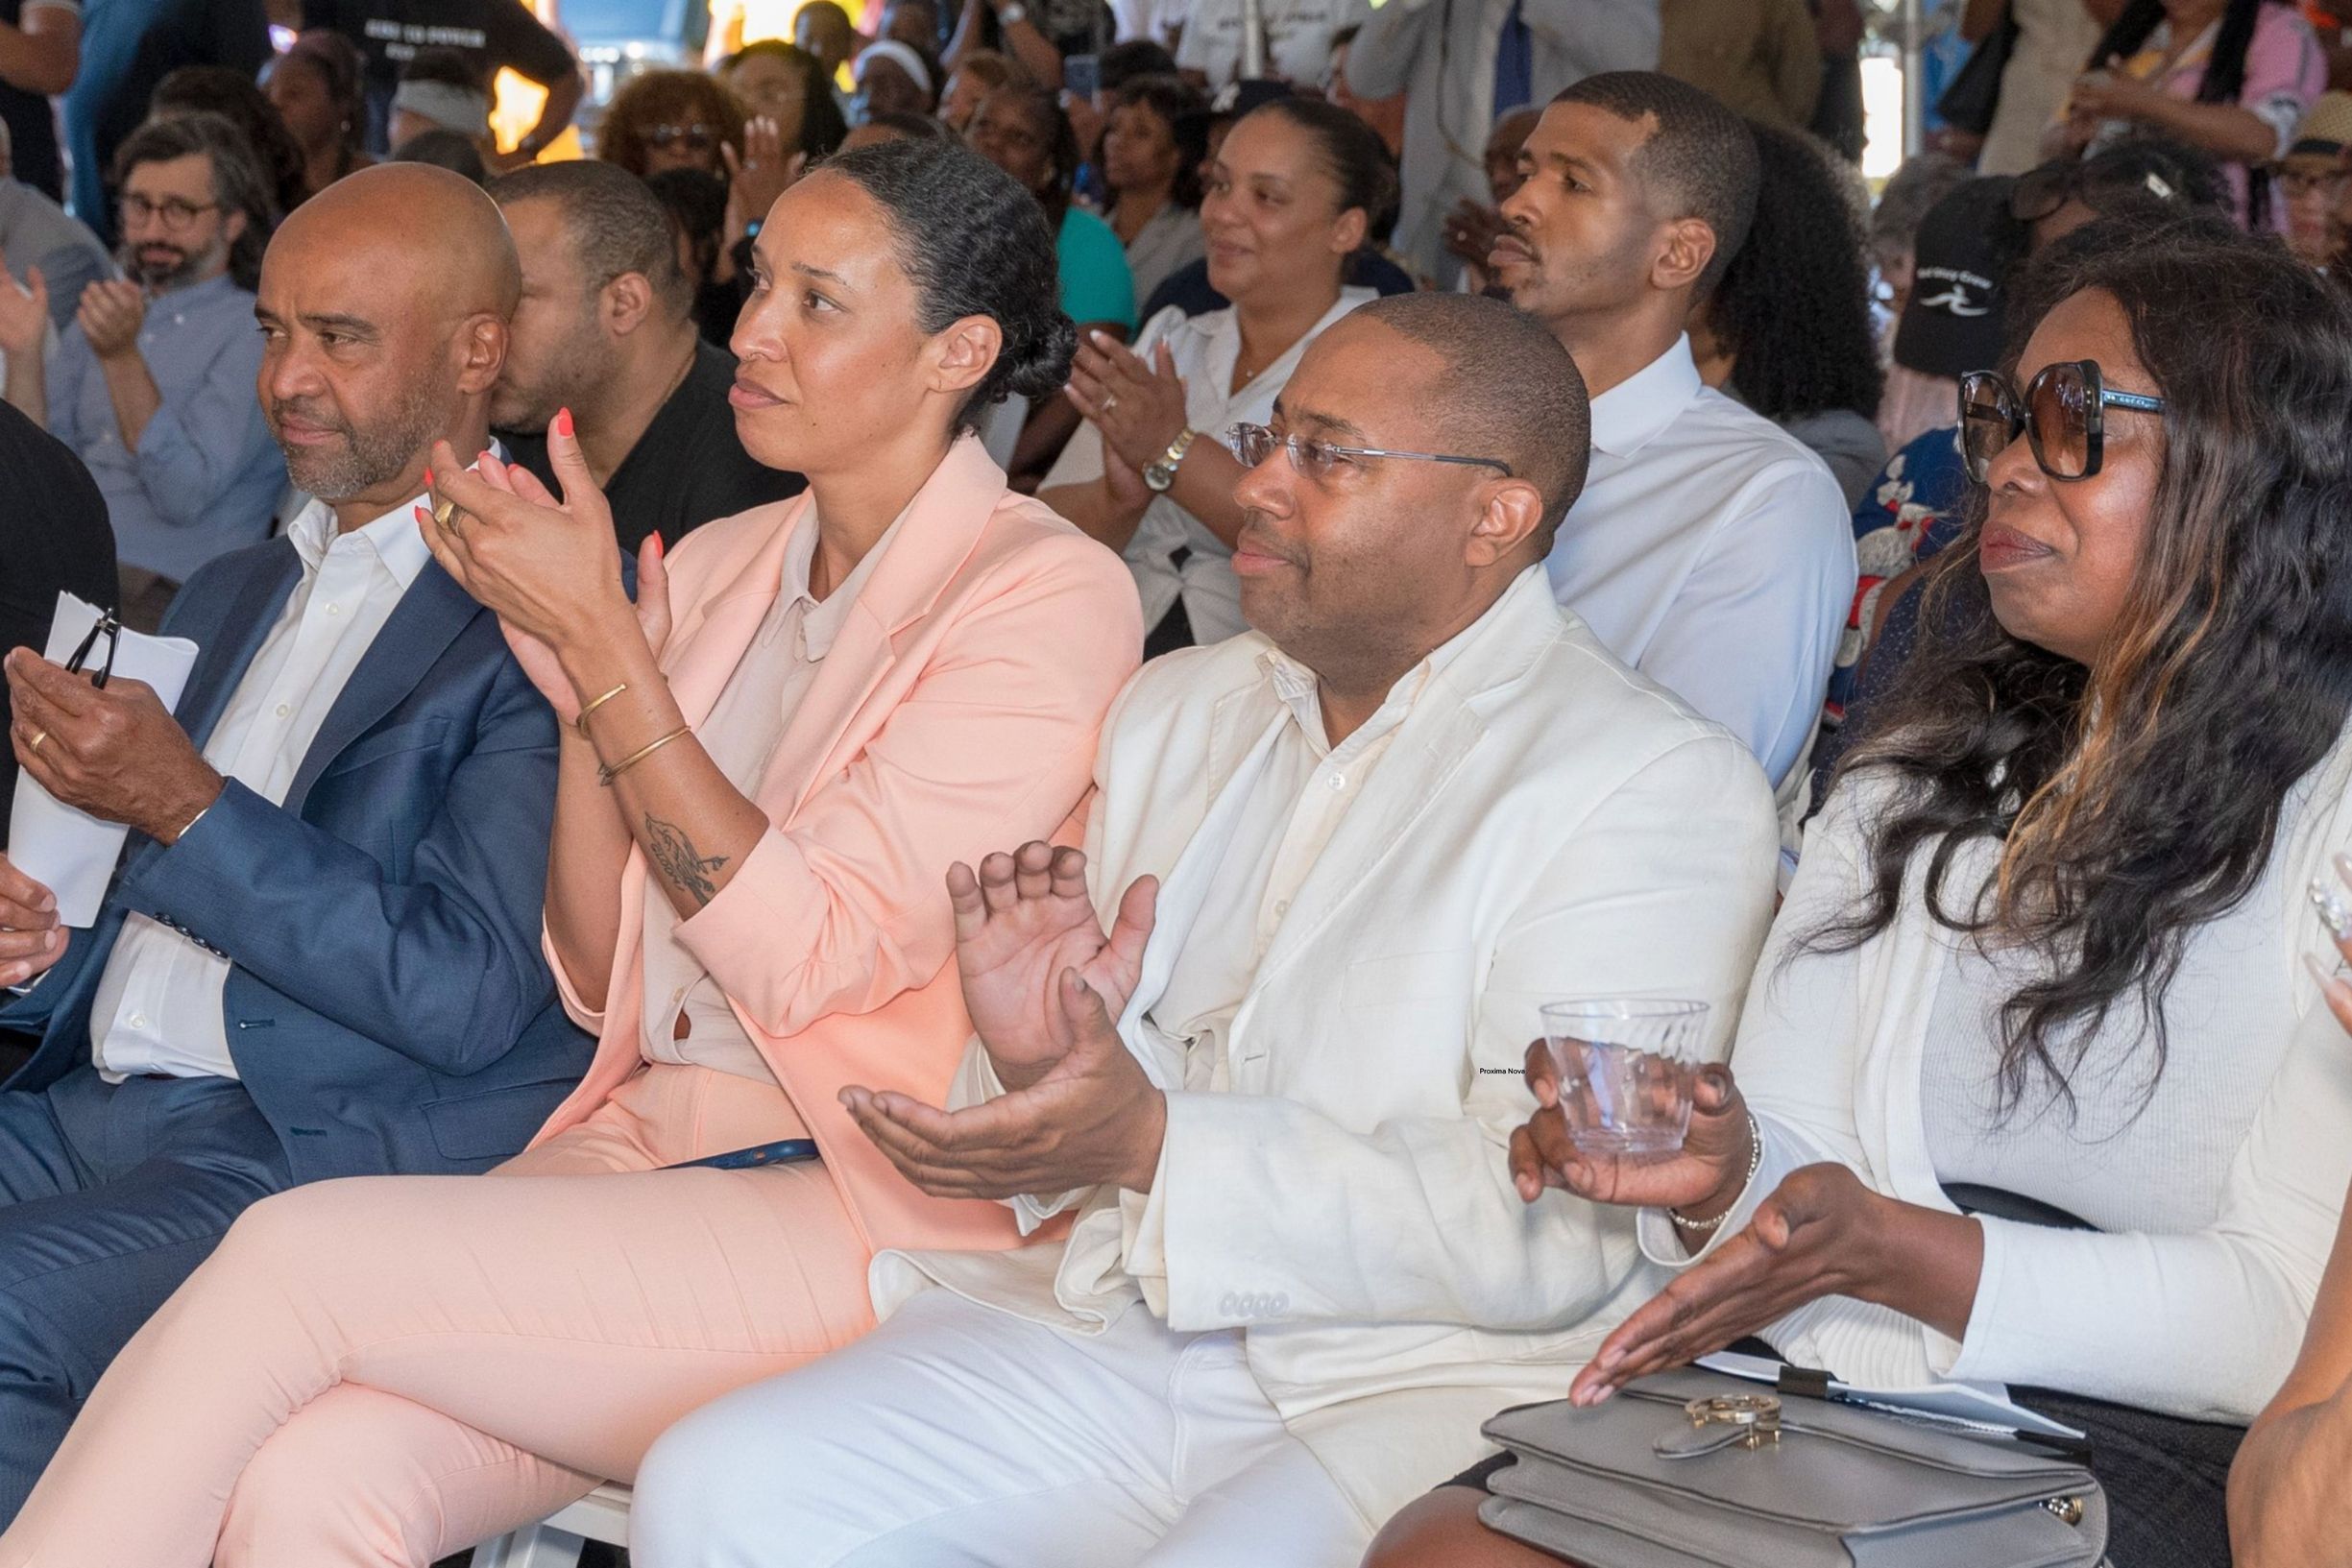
[0,249,47,361]
[840,844,1168,1201]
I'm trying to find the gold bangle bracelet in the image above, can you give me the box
[575,682,629,736]
[596,725,691,787]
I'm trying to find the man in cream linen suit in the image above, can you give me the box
[627,294,1782,1567]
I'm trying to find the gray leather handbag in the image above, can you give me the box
[1475,1366,2107,1567]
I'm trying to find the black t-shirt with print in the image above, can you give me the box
[302,0,575,96]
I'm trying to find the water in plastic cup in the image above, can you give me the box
[1539,999,1710,1156]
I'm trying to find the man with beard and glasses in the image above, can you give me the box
[0,113,287,632]
[1489,73,1854,804]
[489,159,802,555]
[0,116,269,629]
[0,157,589,1524]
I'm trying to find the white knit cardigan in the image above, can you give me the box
[1639,730,2352,1422]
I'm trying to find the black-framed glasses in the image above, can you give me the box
[118,193,221,230]
[1958,360,2165,483]
[1226,422,1514,482]
[645,122,718,151]
[64,609,120,691]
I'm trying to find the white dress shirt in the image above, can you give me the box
[1043,290,1373,647]
[1543,335,1855,786]
[86,491,433,1079]
[638,506,903,1084]
[932,598,1482,1315]
[1112,639,1457,1308]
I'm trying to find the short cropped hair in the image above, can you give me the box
[1355,292,1590,547]
[490,159,690,318]
[1551,71,1760,297]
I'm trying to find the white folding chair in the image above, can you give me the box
[469,1482,632,1568]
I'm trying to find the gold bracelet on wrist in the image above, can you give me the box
[596,725,691,787]
[575,682,629,736]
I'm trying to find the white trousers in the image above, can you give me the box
[629,1287,1372,1568]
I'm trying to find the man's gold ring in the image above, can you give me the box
[26,730,45,754]
[431,495,465,536]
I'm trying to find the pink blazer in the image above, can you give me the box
[533,435,1142,1256]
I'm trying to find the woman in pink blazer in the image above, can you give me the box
[0,140,1141,1565]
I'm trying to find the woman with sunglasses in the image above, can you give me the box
[0,139,1143,1567]
[1039,97,1388,654]
[1370,215,2352,1568]
[597,69,745,181]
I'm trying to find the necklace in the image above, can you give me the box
[1232,317,1312,391]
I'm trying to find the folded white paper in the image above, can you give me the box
[6,593,201,926]
[1697,1349,2088,1440]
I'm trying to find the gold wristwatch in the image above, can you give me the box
[1143,427,1199,493]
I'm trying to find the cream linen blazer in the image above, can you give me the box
[882,567,1782,1526]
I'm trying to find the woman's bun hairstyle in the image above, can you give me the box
[1242,95,1399,243]
[820,137,1077,428]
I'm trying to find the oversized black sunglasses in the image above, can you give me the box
[1958,360,2165,483]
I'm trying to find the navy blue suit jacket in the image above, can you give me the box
[1,538,594,1180]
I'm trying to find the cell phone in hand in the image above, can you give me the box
[1064,54,1101,101]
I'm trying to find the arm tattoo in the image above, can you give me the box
[643,814,730,907]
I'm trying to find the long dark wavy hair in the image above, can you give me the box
[1818,215,2352,1113]
[1709,121,1883,422]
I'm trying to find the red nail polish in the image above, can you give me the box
[648,533,664,562]
[554,407,573,438]
[423,466,433,487]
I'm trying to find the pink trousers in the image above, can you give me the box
[0,1063,878,1567]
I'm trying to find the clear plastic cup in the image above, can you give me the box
[1539,999,1711,1156]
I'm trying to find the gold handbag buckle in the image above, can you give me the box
[1684,1392,1782,1450]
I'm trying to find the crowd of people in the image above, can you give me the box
[3,0,2352,1563]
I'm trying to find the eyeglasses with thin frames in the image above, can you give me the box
[64,609,120,691]
[118,194,221,231]
[1226,422,1514,482]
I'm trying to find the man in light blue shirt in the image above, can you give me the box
[2,111,283,629]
